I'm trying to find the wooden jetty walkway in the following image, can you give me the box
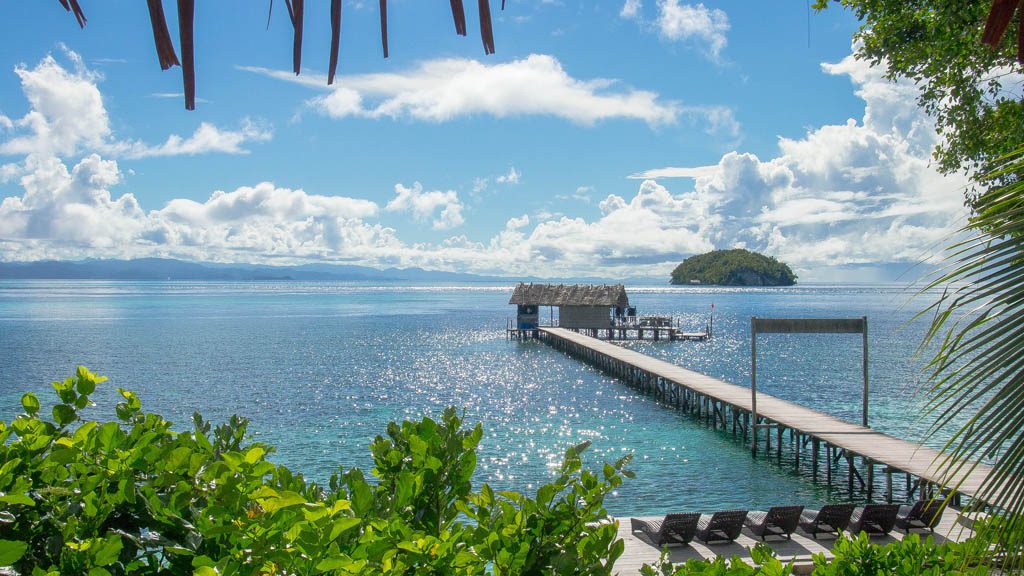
[538,327,993,506]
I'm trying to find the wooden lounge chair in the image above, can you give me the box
[895,499,944,533]
[696,510,747,544]
[744,505,804,541]
[798,503,855,539]
[849,504,900,535]
[631,513,700,546]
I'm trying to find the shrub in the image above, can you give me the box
[812,532,988,575]
[0,367,633,575]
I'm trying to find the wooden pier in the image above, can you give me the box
[508,322,708,342]
[538,327,994,506]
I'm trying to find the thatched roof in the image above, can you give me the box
[509,283,629,307]
[53,0,504,110]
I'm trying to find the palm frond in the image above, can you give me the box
[920,146,1024,562]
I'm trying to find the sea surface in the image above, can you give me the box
[0,281,952,516]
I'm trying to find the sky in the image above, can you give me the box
[0,1,970,282]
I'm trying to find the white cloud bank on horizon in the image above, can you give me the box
[241,54,738,135]
[0,45,970,280]
[0,49,270,163]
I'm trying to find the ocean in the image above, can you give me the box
[0,281,949,516]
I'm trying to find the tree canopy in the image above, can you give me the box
[670,249,797,287]
[813,0,1024,202]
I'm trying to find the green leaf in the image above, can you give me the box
[193,567,218,576]
[328,517,361,541]
[20,393,39,415]
[52,404,76,426]
[243,446,265,465]
[0,493,35,507]
[76,372,96,395]
[0,539,28,565]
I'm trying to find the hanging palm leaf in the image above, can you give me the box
[51,1,505,109]
[920,147,1024,567]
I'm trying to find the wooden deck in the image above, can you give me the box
[538,327,994,505]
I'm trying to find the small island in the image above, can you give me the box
[670,249,797,286]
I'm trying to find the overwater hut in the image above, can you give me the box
[509,283,631,330]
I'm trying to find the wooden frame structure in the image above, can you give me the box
[751,317,868,456]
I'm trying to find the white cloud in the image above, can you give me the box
[0,50,270,160]
[116,119,273,158]
[620,0,642,19]
[0,44,972,281]
[0,154,393,262]
[656,1,729,61]
[386,182,465,230]
[620,47,969,276]
[496,166,521,184]
[243,54,682,127]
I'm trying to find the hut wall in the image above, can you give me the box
[559,305,611,329]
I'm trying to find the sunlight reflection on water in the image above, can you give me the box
[0,281,952,515]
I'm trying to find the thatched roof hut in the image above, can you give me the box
[508,283,629,308]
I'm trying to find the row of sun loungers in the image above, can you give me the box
[631,500,944,547]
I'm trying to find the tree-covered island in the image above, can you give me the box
[670,249,797,286]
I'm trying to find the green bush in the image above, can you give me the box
[641,533,995,575]
[812,532,987,575]
[0,367,633,575]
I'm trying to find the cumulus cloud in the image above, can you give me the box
[243,54,683,127]
[656,1,730,60]
[386,182,465,230]
[0,154,395,262]
[0,44,971,280]
[0,50,270,160]
[619,48,969,275]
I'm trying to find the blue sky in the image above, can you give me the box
[0,1,968,281]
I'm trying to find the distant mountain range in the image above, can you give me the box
[0,258,662,284]
[0,258,511,282]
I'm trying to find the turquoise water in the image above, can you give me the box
[0,281,943,516]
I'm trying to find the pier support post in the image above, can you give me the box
[826,446,832,485]
[885,467,893,503]
[866,459,874,500]
[812,439,819,480]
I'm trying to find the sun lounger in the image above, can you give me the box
[895,499,944,533]
[631,513,700,546]
[798,503,855,539]
[849,503,900,535]
[744,505,804,541]
[696,510,747,544]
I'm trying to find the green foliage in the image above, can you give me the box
[640,544,793,576]
[670,249,796,287]
[812,533,987,575]
[0,367,632,575]
[812,0,1024,199]
[642,534,998,575]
